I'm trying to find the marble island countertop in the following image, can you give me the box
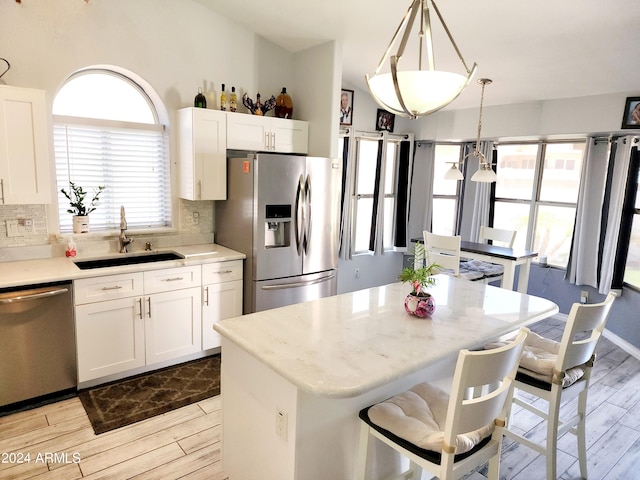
[0,243,245,289]
[215,275,559,399]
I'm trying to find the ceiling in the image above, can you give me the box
[194,0,640,112]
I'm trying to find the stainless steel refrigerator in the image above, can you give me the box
[215,152,342,313]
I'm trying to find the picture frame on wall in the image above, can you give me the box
[621,96,640,129]
[340,89,353,126]
[375,108,395,133]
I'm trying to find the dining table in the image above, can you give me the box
[214,275,558,480]
[411,237,538,293]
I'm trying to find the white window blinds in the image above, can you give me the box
[54,117,170,233]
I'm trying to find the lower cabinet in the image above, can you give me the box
[74,265,202,383]
[202,260,243,350]
[74,261,243,384]
[145,287,201,364]
[75,296,145,381]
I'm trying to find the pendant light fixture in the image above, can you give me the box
[443,78,497,183]
[366,0,477,119]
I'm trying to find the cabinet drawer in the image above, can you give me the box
[74,272,144,305]
[144,265,201,294]
[202,260,243,284]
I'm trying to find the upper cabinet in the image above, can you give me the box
[0,86,52,204]
[178,107,227,201]
[226,112,308,154]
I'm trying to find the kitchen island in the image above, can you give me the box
[214,275,559,480]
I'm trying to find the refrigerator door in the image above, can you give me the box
[254,154,306,281]
[253,270,337,312]
[302,157,342,275]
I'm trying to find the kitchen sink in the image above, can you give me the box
[74,251,185,270]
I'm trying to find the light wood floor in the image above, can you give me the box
[1,316,639,480]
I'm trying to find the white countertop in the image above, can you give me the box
[215,275,559,399]
[0,243,245,289]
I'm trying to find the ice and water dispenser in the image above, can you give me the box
[265,204,291,248]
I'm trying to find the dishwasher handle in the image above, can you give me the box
[0,286,70,305]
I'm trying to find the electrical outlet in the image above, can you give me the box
[354,268,360,278]
[580,290,589,304]
[192,212,199,225]
[275,408,288,441]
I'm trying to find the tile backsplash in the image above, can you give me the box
[0,199,214,249]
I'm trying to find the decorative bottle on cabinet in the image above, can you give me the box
[275,87,293,119]
[254,93,263,116]
[194,88,207,108]
[220,84,227,111]
[229,86,237,112]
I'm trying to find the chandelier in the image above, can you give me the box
[444,78,497,183]
[366,0,477,119]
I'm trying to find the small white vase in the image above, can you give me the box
[73,215,89,234]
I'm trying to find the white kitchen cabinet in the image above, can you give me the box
[143,266,202,363]
[74,265,202,383]
[226,111,308,154]
[178,107,227,201]
[75,296,145,382]
[145,286,202,364]
[0,85,52,204]
[202,260,243,350]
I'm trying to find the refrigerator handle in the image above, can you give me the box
[304,174,312,255]
[295,174,305,256]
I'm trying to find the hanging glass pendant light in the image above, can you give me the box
[366,0,477,119]
[442,78,497,183]
[469,78,497,183]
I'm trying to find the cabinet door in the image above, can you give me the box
[0,86,51,204]
[76,297,145,382]
[226,112,269,151]
[202,279,243,350]
[178,107,227,201]
[146,287,202,364]
[271,118,309,154]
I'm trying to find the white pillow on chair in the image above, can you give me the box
[367,382,494,454]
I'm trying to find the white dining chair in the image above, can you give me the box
[355,327,529,480]
[460,226,517,285]
[423,231,483,281]
[500,292,616,480]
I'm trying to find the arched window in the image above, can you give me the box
[53,68,170,233]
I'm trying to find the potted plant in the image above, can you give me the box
[60,182,105,234]
[398,241,439,317]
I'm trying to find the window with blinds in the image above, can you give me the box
[53,69,170,233]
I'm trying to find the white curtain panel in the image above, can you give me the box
[410,142,435,237]
[599,136,634,294]
[468,141,493,242]
[567,138,609,287]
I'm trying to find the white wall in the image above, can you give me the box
[0,0,338,248]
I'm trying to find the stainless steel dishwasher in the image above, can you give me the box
[0,281,76,410]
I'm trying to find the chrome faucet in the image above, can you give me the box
[119,205,134,253]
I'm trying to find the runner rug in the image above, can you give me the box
[78,354,221,434]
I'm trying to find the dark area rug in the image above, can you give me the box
[78,354,220,434]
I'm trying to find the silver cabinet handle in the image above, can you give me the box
[265,132,270,150]
[198,180,202,200]
[0,179,4,204]
[271,132,276,150]
[204,286,209,306]
[162,277,184,282]
[218,270,233,274]
[101,285,123,291]
[137,298,143,319]
[147,297,151,317]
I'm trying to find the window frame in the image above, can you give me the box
[492,140,586,267]
[432,142,463,235]
[52,68,171,234]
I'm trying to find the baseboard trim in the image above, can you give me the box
[551,312,640,361]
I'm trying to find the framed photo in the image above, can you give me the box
[621,96,640,129]
[340,89,353,126]
[375,108,395,133]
